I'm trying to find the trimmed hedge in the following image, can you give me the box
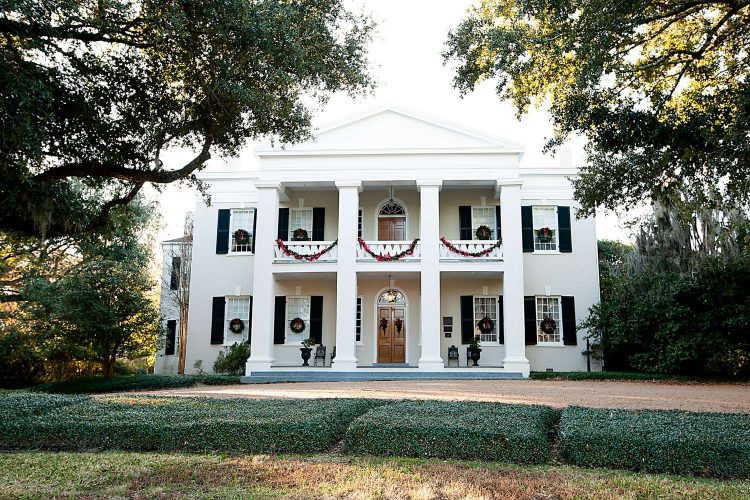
[32,374,241,394]
[344,400,557,464]
[559,406,750,478]
[530,371,746,382]
[0,393,381,453]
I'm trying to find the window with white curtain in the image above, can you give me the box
[229,209,254,253]
[473,296,498,343]
[536,296,562,344]
[532,206,558,251]
[289,208,313,239]
[285,296,311,343]
[471,207,496,240]
[225,296,251,343]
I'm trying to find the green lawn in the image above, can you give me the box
[1,451,748,499]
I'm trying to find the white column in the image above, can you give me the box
[333,180,360,371]
[418,180,444,370]
[500,181,530,377]
[246,182,281,373]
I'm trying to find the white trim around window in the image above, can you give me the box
[289,208,313,240]
[224,296,251,346]
[229,208,255,254]
[532,206,559,253]
[473,295,499,345]
[535,295,564,346]
[284,296,311,345]
[471,206,497,240]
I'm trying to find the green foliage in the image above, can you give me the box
[582,255,750,376]
[559,406,750,478]
[531,371,670,381]
[212,343,251,375]
[0,393,381,453]
[32,374,241,395]
[344,400,557,464]
[1,0,374,238]
[445,1,750,215]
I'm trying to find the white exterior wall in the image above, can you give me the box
[154,243,180,374]
[168,109,601,376]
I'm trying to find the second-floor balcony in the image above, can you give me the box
[274,240,339,263]
[356,239,421,262]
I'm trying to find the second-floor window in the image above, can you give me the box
[169,256,181,290]
[230,209,255,253]
[471,206,496,240]
[289,208,313,240]
[533,206,558,251]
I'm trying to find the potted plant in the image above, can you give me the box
[467,335,482,366]
[300,337,315,366]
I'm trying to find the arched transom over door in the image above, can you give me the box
[377,288,406,363]
[377,199,406,241]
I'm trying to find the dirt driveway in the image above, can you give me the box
[135,379,750,413]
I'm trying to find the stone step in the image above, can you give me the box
[240,371,524,384]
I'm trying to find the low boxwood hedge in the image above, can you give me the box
[559,406,750,478]
[344,400,557,464]
[0,393,381,454]
[32,374,241,394]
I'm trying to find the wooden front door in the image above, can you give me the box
[378,217,406,241]
[377,306,406,363]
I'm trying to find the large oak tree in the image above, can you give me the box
[444,0,750,216]
[1,0,373,237]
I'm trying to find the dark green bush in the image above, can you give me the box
[213,342,251,375]
[344,400,557,464]
[32,374,241,394]
[559,406,750,478]
[0,393,381,453]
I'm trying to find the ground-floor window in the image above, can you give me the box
[473,296,498,343]
[286,296,311,343]
[225,297,251,343]
[536,296,562,344]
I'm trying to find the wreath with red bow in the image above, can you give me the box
[475,225,493,240]
[477,316,494,334]
[229,318,245,334]
[536,227,555,243]
[233,229,251,245]
[540,317,557,335]
[292,228,310,241]
[289,317,306,333]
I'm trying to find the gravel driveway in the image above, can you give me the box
[134,379,750,413]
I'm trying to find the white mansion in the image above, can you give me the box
[155,108,600,379]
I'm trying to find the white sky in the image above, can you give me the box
[153,0,632,244]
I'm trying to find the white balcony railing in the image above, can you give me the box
[274,241,338,263]
[439,239,503,261]
[356,239,421,261]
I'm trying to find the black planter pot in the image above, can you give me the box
[300,347,313,366]
[468,347,482,366]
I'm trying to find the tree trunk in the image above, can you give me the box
[177,303,189,374]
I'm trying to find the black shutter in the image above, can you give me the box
[521,206,534,252]
[277,208,289,241]
[310,296,323,344]
[170,256,181,290]
[251,208,258,253]
[495,206,502,242]
[459,206,472,240]
[497,296,504,344]
[558,206,572,252]
[210,297,225,345]
[358,209,363,238]
[356,297,362,342]
[460,295,474,344]
[562,296,577,345]
[216,209,230,254]
[312,207,325,241]
[165,320,176,355]
[274,296,286,344]
[524,296,537,345]
[247,296,253,344]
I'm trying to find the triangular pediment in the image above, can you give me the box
[257,107,523,155]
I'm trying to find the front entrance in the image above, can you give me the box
[377,305,406,363]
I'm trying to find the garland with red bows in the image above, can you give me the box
[440,237,502,257]
[276,239,338,261]
[358,238,419,261]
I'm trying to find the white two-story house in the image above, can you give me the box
[156,108,600,379]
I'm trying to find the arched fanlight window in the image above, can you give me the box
[378,289,406,305]
[379,200,405,216]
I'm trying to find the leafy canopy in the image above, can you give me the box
[444,0,750,215]
[1,0,373,237]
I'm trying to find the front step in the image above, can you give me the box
[240,371,525,384]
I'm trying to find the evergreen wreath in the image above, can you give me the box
[475,225,493,240]
[233,229,251,245]
[379,317,389,331]
[289,317,306,333]
[536,227,555,243]
[540,317,557,335]
[477,316,494,334]
[291,228,310,241]
[229,318,245,334]
[394,318,403,333]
